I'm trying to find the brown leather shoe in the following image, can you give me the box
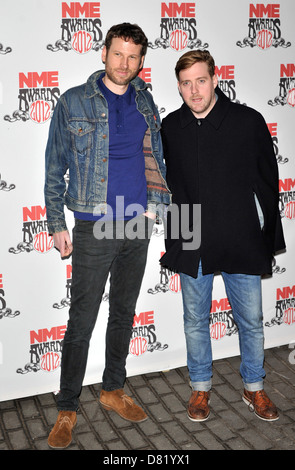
[187,391,210,422]
[99,389,147,422]
[48,411,77,449]
[243,389,279,421]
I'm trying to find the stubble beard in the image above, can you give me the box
[105,65,140,87]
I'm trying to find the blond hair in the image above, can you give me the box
[175,50,215,80]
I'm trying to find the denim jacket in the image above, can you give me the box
[44,70,171,234]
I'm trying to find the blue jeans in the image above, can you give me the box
[57,216,153,411]
[179,262,265,393]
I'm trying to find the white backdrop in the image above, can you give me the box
[0,0,294,402]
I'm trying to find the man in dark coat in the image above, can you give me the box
[160,50,285,423]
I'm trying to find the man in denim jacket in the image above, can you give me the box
[45,23,170,449]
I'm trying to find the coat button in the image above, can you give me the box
[102,134,107,139]
[101,178,105,182]
[102,158,107,162]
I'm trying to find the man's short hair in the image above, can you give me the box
[175,50,215,80]
[104,23,148,57]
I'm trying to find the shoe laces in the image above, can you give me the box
[191,391,209,406]
[248,390,271,412]
[57,415,74,430]
[121,394,134,407]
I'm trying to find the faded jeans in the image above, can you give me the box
[179,261,265,393]
[57,215,153,411]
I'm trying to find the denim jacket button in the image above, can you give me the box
[102,158,107,162]
[101,178,105,182]
[102,134,107,139]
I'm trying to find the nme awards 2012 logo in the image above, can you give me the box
[17,325,66,374]
[148,252,181,294]
[279,178,295,220]
[237,3,291,50]
[215,65,247,105]
[268,64,295,108]
[130,310,168,357]
[149,2,208,52]
[4,71,60,124]
[266,285,295,328]
[210,298,237,340]
[9,205,54,255]
[16,313,167,375]
[47,2,104,53]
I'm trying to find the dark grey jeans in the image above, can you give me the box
[57,215,153,411]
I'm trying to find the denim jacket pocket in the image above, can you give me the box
[68,120,95,155]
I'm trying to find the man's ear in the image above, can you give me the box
[139,55,145,71]
[101,46,107,64]
[212,74,218,89]
[177,82,182,97]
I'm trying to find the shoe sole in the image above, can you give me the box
[242,395,279,421]
[187,411,210,422]
[99,400,148,423]
[48,441,72,450]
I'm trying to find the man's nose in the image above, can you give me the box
[120,56,128,68]
[191,82,199,94]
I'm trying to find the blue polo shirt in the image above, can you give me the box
[74,73,148,221]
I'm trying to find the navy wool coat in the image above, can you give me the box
[160,87,285,278]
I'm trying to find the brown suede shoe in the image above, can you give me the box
[48,411,77,449]
[187,391,210,422]
[243,389,279,421]
[99,389,147,422]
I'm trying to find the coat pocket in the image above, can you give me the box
[254,192,264,230]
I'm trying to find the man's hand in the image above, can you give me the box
[143,211,156,220]
[53,230,73,258]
